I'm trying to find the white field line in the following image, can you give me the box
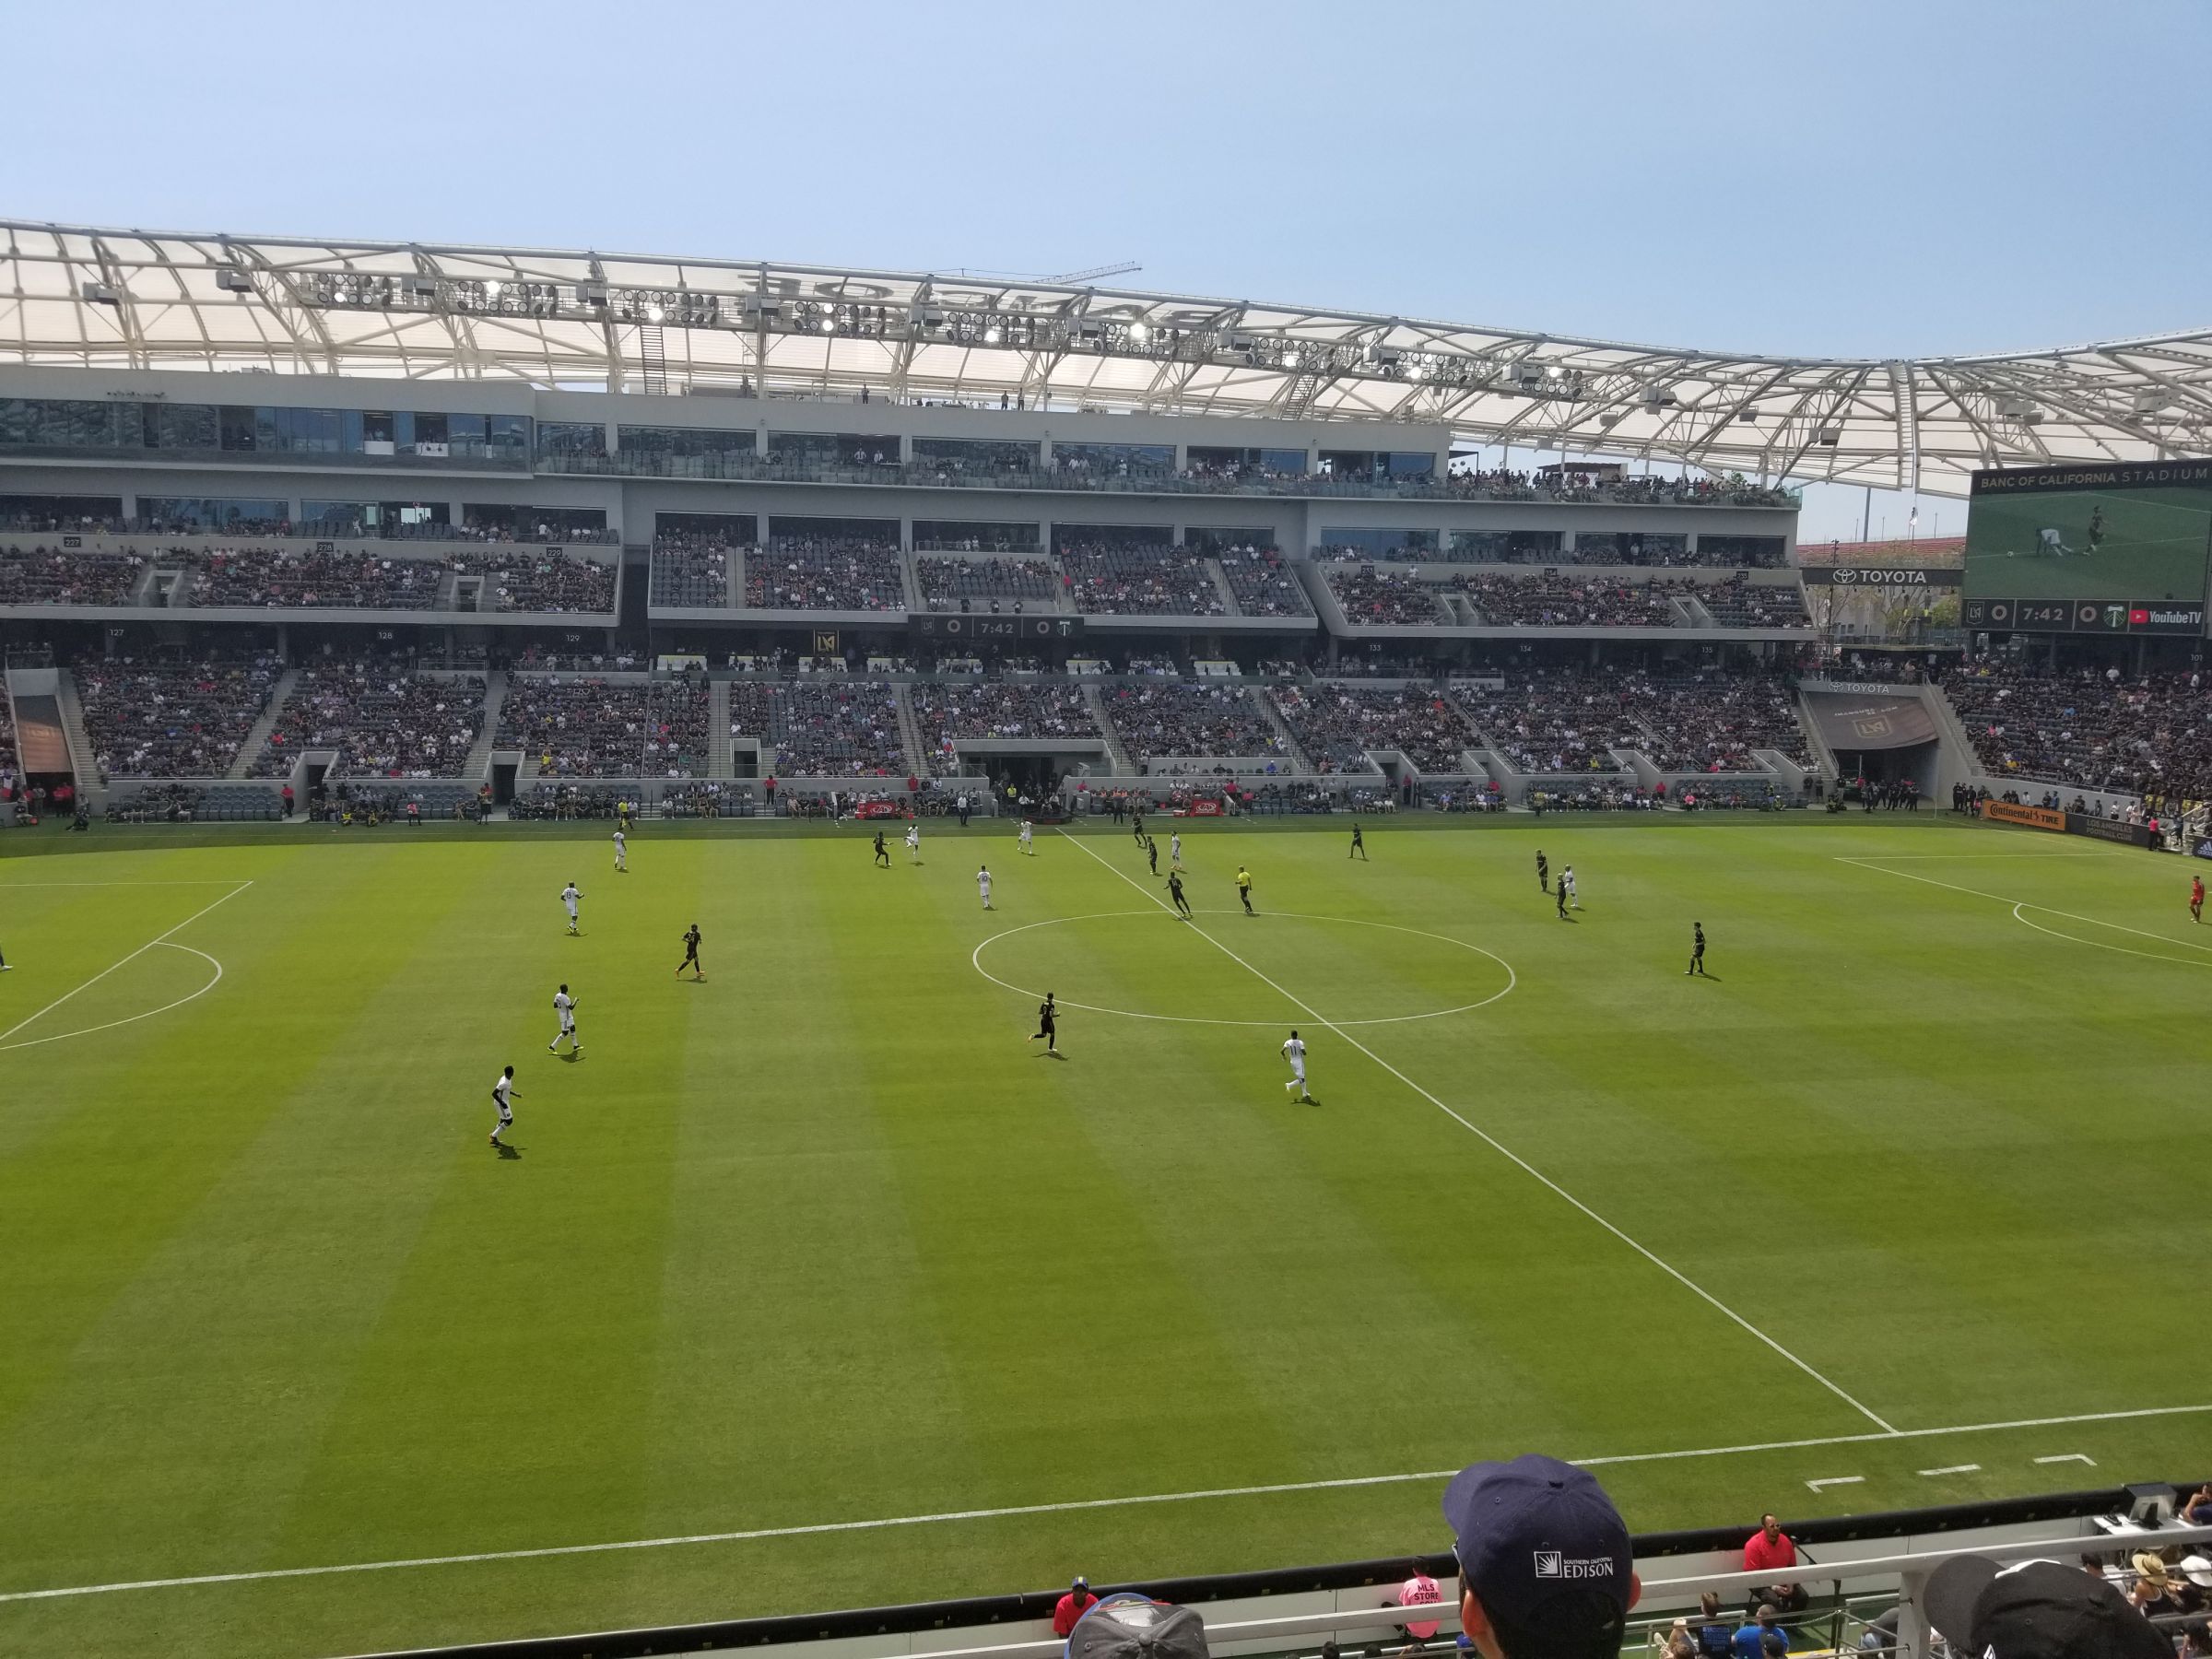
[0,943,224,1053]
[5,1402,2206,1606]
[2035,1453,2098,1465]
[0,881,252,1048]
[1806,1476,1865,1492]
[0,879,250,887]
[1838,858,2212,955]
[1918,1464,1982,1477]
[1061,831,1899,1434]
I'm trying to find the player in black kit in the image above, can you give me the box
[1147,835,1159,876]
[1349,822,1368,861]
[1167,869,1193,917]
[1686,922,1707,976]
[1535,850,1549,892]
[873,830,890,867]
[1027,991,1059,1053]
[677,924,704,981]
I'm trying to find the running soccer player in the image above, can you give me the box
[1686,922,1707,976]
[874,830,891,867]
[976,864,994,911]
[1018,819,1035,856]
[677,924,703,980]
[1028,991,1058,1053]
[489,1065,518,1147]
[1281,1030,1311,1102]
[1236,865,1253,915]
[560,881,582,935]
[1535,850,1549,893]
[1349,821,1368,861]
[906,823,922,865]
[1169,830,1183,870]
[2087,506,2106,554]
[548,983,582,1055]
[1132,810,1146,843]
[1561,865,1579,910]
[1167,869,1192,917]
[2193,876,2205,924]
[1556,877,1570,920]
[1146,835,1159,876]
[613,827,628,873]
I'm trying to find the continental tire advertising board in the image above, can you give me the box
[1965,459,2212,629]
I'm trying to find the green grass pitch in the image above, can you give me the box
[1963,486,2212,601]
[3,815,2209,1657]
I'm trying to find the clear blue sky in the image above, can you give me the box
[2,0,2205,538]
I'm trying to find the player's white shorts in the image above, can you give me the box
[1288,1059,1306,1081]
[559,1019,575,1034]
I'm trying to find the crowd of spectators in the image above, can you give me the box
[498,675,707,777]
[909,680,1098,773]
[1944,661,2212,796]
[1697,575,1811,627]
[1059,544,1226,616]
[254,666,486,778]
[650,539,732,606]
[1326,567,1450,626]
[761,681,910,776]
[79,656,280,778]
[745,537,905,610]
[0,545,145,606]
[1630,672,1813,771]
[915,556,1059,610]
[1453,675,1646,773]
[1463,571,1688,626]
[469,549,618,613]
[1215,545,1312,617]
[1267,683,1475,772]
[187,546,445,608]
[1099,682,1285,760]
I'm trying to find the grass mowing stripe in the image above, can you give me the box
[1058,828,1900,1435]
[9,1400,2210,1605]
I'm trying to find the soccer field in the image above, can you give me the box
[3,815,2209,1658]
[1963,486,2212,601]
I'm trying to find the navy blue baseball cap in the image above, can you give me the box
[1441,1455,1634,1629]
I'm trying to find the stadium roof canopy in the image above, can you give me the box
[6,219,2211,497]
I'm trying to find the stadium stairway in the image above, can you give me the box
[53,669,100,792]
[458,671,508,780]
[1206,558,1239,615]
[1084,684,1134,775]
[892,685,930,776]
[229,667,300,780]
[1254,688,1313,771]
[708,679,734,778]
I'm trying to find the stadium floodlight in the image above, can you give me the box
[1405,361,1426,382]
[483,280,502,300]
[646,303,665,324]
[820,315,837,334]
[1128,321,1150,344]
[1546,364,1563,378]
[1282,350,1301,370]
[982,324,1002,345]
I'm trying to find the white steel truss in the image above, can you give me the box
[5,219,2209,496]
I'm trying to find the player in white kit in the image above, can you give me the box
[560,881,582,935]
[906,823,922,865]
[1169,830,1183,870]
[1561,865,1579,909]
[489,1065,518,1147]
[1018,819,1034,855]
[1281,1030,1311,1102]
[548,983,582,1055]
[976,864,994,911]
[613,828,628,873]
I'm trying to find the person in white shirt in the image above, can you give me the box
[1169,830,1183,870]
[560,881,582,935]
[613,828,628,873]
[548,983,582,1055]
[489,1065,518,1147]
[906,822,922,864]
[1281,1030,1311,1101]
[1561,865,1579,909]
[976,864,994,910]
[1018,819,1034,856]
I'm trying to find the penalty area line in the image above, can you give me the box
[4,1402,2206,1605]
[0,880,253,1048]
[1056,831,1898,1435]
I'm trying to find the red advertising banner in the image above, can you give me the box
[1188,798,1224,817]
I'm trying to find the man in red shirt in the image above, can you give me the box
[1053,1575,1098,1638]
[1743,1515,1805,1614]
